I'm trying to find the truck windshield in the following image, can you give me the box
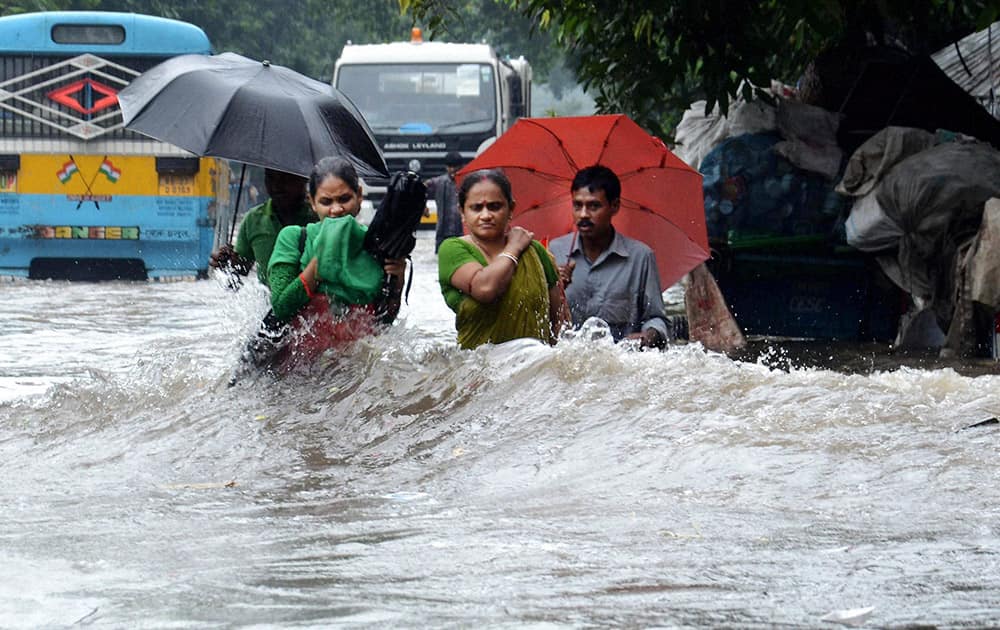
[337,63,496,134]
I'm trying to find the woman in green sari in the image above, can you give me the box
[266,158,405,368]
[437,169,569,349]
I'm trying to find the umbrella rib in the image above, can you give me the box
[524,118,581,173]
[620,197,707,245]
[593,115,624,167]
[478,164,569,184]
[524,169,571,185]
[617,165,703,179]
[591,118,701,179]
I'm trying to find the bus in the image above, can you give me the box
[0,11,229,280]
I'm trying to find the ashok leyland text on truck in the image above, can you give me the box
[0,11,230,280]
[333,28,530,225]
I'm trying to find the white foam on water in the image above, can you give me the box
[3,233,1000,626]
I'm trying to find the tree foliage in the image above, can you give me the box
[6,0,994,137]
[403,0,1000,139]
[0,0,416,80]
[0,0,562,84]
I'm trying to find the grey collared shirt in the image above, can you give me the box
[549,230,669,342]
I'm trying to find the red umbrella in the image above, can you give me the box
[458,114,709,288]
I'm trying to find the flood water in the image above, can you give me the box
[3,232,1000,628]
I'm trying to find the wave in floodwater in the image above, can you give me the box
[3,243,1000,627]
[3,321,1000,627]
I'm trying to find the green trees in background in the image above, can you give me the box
[404,0,999,139]
[1,0,415,80]
[0,0,565,86]
[5,0,996,138]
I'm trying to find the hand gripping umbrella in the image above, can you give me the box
[457,114,709,289]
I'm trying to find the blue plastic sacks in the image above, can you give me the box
[700,132,846,244]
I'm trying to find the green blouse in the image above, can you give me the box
[267,216,385,322]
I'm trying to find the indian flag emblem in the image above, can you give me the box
[99,158,121,183]
[56,160,78,184]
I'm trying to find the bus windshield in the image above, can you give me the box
[337,63,496,134]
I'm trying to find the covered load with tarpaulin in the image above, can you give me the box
[839,126,1000,355]
[673,35,1000,347]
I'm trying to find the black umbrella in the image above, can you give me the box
[118,52,388,180]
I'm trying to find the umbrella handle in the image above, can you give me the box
[376,260,413,325]
[217,163,248,291]
[377,274,401,325]
[228,164,247,244]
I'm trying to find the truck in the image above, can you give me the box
[333,29,531,224]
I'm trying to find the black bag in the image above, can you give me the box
[363,171,427,306]
[363,170,428,263]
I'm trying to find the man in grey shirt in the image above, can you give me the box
[548,165,669,348]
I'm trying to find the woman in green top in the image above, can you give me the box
[267,157,406,367]
[438,169,569,349]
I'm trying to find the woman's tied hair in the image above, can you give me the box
[309,157,360,198]
[458,168,513,209]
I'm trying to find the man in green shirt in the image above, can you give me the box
[209,168,316,287]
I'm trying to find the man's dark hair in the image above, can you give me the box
[571,165,621,204]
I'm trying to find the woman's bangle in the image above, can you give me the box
[298,272,315,299]
[499,251,519,266]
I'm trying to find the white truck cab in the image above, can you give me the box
[333,29,531,223]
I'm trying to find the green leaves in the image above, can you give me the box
[16,0,994,143]
[633,11,653,43]
[409,0,996,142]
[975,3,1000,29]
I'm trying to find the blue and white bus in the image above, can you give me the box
[0,11,229,280]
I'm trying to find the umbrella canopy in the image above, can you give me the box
[458,114,709,288]
[118,52,388,179]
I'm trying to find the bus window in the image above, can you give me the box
[51,24,126,45]
[0,154,18,192]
